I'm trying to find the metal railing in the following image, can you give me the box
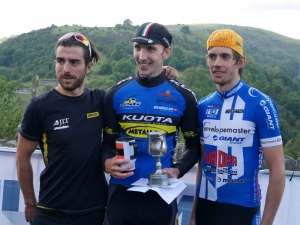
[0,147,41,154]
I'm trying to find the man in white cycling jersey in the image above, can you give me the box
[189,29,285,225]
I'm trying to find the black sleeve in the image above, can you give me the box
[173,143,200,178]
[172,86,201,178]
[101,87,120,168]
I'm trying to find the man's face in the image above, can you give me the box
[55,46,92,95]
[133,42,172,78]
[206,46,243,90]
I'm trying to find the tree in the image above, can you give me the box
[0,66,8,76]
[0,76,24,139]
[110,44,128,61]
[112,58,135,76]
[123,19,133,25]
[180,26,190,34]
[284,97,300,119]
[99,62,112,75]
[284,133,300,159]
[12,49,24,65]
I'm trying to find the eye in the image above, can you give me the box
[71,60,80,65]
[134,45,141,50]
[208,55,215,59]
[148,46,155,52]
[222,54,231,60]
[56,59,63,64]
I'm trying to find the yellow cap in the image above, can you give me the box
[207,29,243,56]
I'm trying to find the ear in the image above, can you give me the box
[163,47,172,60]
[237,56,246,68]
[205,54,209,66]
[86,62,93,74]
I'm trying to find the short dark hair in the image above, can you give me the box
[55,36,100,66]
[232,50,244,77]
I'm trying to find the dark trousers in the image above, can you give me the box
[195,198,261,225]
[32,207,105,225]
[104,184,177,225]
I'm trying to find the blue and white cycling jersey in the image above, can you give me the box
[102,72,200,187]
[197,79,282,207]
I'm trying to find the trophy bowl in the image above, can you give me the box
[147,131,170,187]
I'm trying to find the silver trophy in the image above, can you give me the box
[147,131,170,187]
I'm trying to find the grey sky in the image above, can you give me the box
[1,0,299,39]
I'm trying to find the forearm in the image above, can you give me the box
[261,170,285,225]
[261,145,285,225]
[16,156,36,204]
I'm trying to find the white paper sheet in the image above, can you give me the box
[128,178,187,204]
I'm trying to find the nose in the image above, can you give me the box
[138,48,148,60]
[63,61,71,73]
[214,56,224,68]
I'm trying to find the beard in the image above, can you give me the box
[213,78,227,86]
[58,74,85,91]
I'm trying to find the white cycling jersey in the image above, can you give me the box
[197,79,282,207]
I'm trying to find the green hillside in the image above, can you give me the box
[0,23,300,158]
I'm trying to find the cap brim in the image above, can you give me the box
[131,36,160,45]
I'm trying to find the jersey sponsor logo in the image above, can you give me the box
[158,90,173,98]
[156,99,177,105]
[260,137,282,146]
[248,87,259,97]
[121,114,173,124]
[217,168,238,175]
[260,100,275,130]
[225,81,243,98]
[260,94,280,129]
[254,214,261,225]
[204,124,251,135]
[53,118,69,130]
[225,109,244,114]
[205,104,220,118]
[208,104,220,108]
[153,106,177,112]
[206,108,219,117]
[120,98,141,107]
[198,93,216,105]
[54,125,69,130]
[258,147,264,168]
[204,165,216,173]
[53,118,69,126]
[124,126,168,138]
[104,127,119,135]
[183,131,198,137]
[87,112,99,118]
[205,150,237,167]
[116,76,132,86]
[120,122,176,137]
[222,178,247,183]
[215,177,248,183]
[213,135,246,144]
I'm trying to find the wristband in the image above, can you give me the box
[25,203,37,208]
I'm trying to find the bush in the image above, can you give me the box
[0,76,24,139]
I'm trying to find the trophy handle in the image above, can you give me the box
[158,134,166,154]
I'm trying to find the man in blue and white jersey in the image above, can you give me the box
[190,29,285,225]
[102,22,200,225]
